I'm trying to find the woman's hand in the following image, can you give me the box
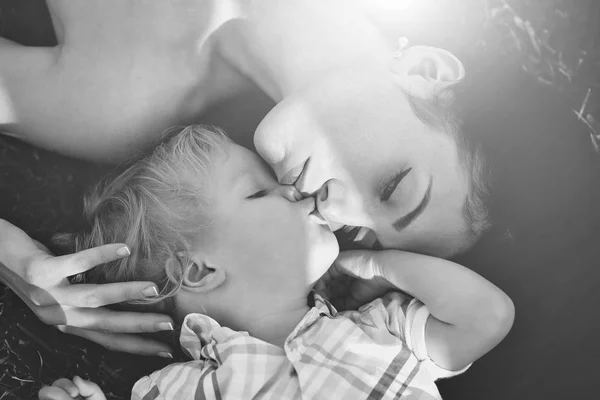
[0,219,174,357]
[315,250,395,311]
[39,376,106,400]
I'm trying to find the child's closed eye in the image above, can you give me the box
[246,189,270,199]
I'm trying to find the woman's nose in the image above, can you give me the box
[316,179,369,228]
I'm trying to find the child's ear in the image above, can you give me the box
[176,252,226,293]
[389,44,465,99]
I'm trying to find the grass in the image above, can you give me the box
[0,0,599,399]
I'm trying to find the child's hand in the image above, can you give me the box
[327,248,515,371]
[316,250,394,310]
[38,376,107,400]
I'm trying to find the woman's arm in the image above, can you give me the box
[332,250,515,371]
[0,219,175,357]
[1,0,247,163]
[220,0,388,98]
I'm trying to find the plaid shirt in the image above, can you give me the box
[132,292,468,400]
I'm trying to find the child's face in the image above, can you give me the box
[206,142,339,300]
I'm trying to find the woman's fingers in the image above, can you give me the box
[51,243,131,277]
[52,378,79,398]
[51,281,159,308]
[24,243,130,287]
[33,304,174,335]
[60,326,174,357]
[38,385,74,400]
[55,306,174,334]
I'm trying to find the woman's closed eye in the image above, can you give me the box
[379,168,412,202]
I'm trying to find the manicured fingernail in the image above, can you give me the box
[156,321,174,331]
[117,246,131,257]
[158,352,173,359]
[142,286,159,297]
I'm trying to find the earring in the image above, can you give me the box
[395,37,410,58]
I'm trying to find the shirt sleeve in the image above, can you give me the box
[131,361,217,400]
[131,375,164,400]
[381,292,471,380]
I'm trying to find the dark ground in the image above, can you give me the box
[0,0,599,399]
[0,1,171,398]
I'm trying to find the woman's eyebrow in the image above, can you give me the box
[392,177,433,231]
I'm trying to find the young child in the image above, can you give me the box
[39,125,514,400]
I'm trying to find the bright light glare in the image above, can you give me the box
[362,0,443,18]
[358,0,450,39]
[369,0,419,12]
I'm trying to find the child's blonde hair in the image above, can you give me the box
[59,125,229,314]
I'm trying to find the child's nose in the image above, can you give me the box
[271,185,304,202]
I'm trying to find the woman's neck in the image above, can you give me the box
[216,0,391,100]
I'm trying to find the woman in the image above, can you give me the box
[1,1,599,399]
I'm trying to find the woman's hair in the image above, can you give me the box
[408,80,491,246]
[408,55,600,256]
[56,125,229,314]
[429,56,600,399]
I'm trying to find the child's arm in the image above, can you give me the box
[333,250,515,371]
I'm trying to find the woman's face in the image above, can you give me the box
[254,68,474,257]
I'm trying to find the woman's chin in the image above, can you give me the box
[329,221,345,231]
[335,226,382,251]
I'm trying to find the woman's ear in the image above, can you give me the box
[389,44,465,99]
[177,252,226,293]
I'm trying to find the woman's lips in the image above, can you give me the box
[304,196,327,225]
[313,202,343,231]
[309,207,330,226]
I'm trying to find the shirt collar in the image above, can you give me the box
[178,292,339,360]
